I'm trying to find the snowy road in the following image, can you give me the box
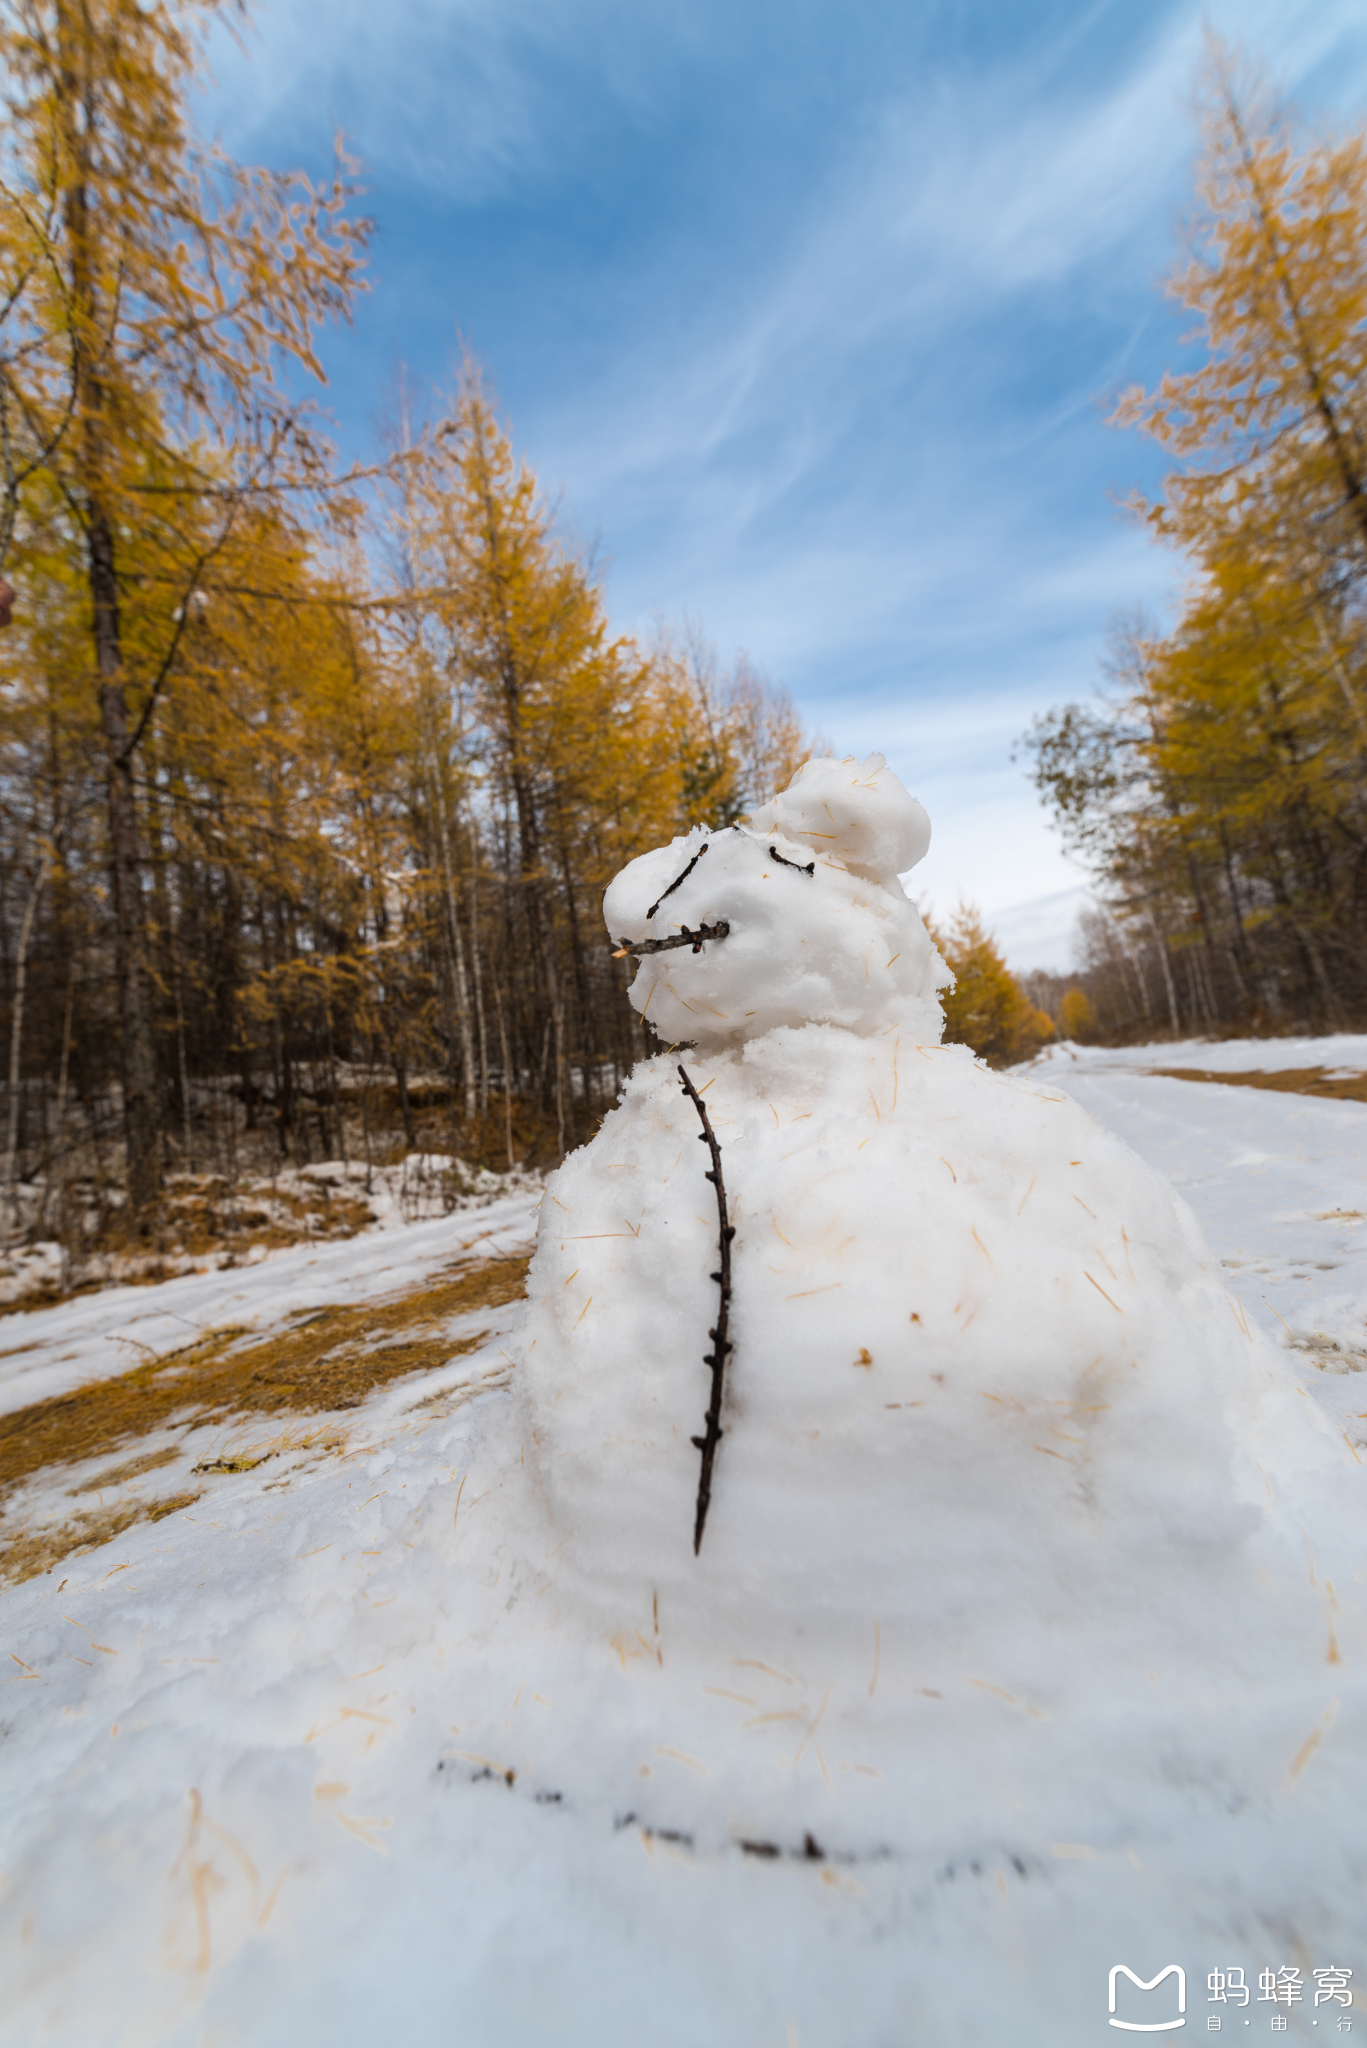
[1039,1043,1367,1446]
[0,1041,1364,2048]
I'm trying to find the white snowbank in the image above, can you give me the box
[1035,1031,1367,1076]
[2,767,1365,2047]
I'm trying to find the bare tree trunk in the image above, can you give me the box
[466,805,489,1114]
[5,857,46,1218]
[1148,908,1181,1033]
[92,509,161,1212]
[37,944,79,1233]
[1217,822,1260,1013]
[60,25,163,1215]
[433,774,477,1121]
[492,970,515,1173]
[170,917,192,1170]
[324,965,347,1166]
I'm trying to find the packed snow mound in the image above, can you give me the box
[602,755,947,1051]
[523,754,1357,1730]
[522,1032,1343,1634]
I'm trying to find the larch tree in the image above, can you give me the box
[924,902,1055,1066]
[1024,41,1367,1040]
[412,374,670,1149]
[0,0,366,1211]
[1114,38,1367,583]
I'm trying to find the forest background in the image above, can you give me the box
[0,3,1364,1280]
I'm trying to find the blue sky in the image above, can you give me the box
[203,0,1367,969]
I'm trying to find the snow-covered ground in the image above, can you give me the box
[1036,1032,1367,1078]
[0,1038,1364,2047]
[1035,1040,1367,1400]
[0,1191,542,1421]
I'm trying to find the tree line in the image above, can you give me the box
[1023,42,1367,1042]
[0,0,808,1238]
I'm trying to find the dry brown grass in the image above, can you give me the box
[0,1250,530,1587]
[66,1444,182,1494]
[156,1175,375,1258]
[0,1174,379,1319]
[0,1252,530,1498]
[2,1491,202,1588]
[1146,1065,1367,1104]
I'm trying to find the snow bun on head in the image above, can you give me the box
[746,751,931,883]
[602,754,949,1051]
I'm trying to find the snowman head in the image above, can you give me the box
[603,754,949,1048]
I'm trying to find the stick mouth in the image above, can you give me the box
[612,920,731,961]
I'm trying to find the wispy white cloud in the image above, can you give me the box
[198,0,1367,908]
[204,0,732,198]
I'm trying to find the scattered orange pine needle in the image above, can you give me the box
[1285,1699,1339,1786]
[1084,1272,1122,1313]
[1262,1295,1295,1337]
[654,1745,709,1775]
[793,1686,833,1768]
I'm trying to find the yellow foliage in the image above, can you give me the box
[925,902,1055,1066]
[1028,44,1367,1036]
[1059,989,1095,1042]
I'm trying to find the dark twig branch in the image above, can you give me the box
[611,919,729,959]
[677,1062,734,1554]
[768,845,814,876]
[646,839,709,920]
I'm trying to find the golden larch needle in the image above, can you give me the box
[1084,1272,1122,1313]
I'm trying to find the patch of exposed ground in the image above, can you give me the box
[66,1444,182,1493]
[0,1251,530,1586]
[2,1492,204,1590]
[156,1173,376,1257]
[0,1253,530,1493]
[1289,1333,1367,1375]
[1145,1065,1367,1103]
[0,1172,378,1316]
[0,1156,541,1315]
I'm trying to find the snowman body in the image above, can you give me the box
[519,757,1350,1673]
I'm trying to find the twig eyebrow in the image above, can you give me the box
[612,920,730,960]
[647,840,709,920]
[768,845,814,876]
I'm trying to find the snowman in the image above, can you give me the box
[518,753,1360,1826]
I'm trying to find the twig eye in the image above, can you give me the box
[768,845,815,877]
